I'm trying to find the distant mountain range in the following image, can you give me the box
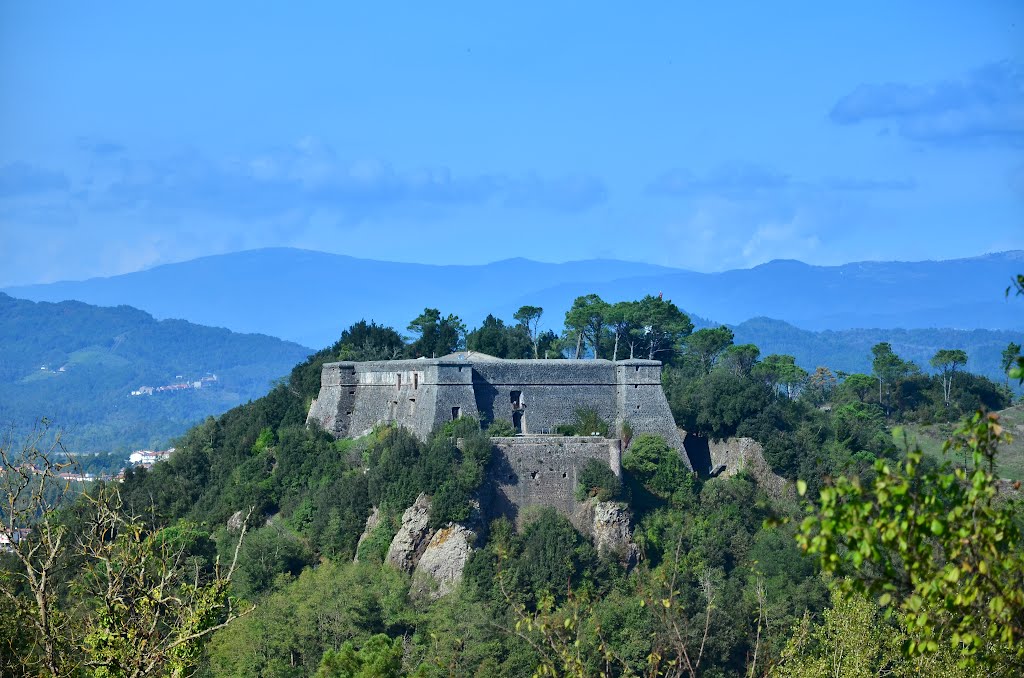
[0,293,311,452]
[6,248,1021,349]
[2,248,1021,453]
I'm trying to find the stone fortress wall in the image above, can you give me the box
[486,436,622,532]
[307,355,687,458]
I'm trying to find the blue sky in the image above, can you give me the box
[1,2,1021,286]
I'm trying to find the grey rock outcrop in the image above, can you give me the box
[586,501,638,566]
[706,436,790,499]
[226,510,245,533]
[411,523,476,600]
[354,507,381,563]
[385,494,433,573]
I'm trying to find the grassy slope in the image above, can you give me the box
[898,404,1024,481]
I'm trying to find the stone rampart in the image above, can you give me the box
[307,357,689,466]
[485,436,621,532]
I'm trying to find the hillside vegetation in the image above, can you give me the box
[1,290,1020,676]
[0,293,311,452]
[900,404,1024,481]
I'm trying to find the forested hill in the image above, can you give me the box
[733,317,1022,386]
[0,293,311,452]
[5,247,1021,348]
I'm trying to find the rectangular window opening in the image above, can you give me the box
[452,406,461,420]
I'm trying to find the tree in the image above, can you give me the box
[633,295,694,361]
[1001,342,1021,390]
[871,343,916,416]
[930,349,968,406]
[838,373,876,404]
[796,411,1024,666]
[315,633,404,678]
[513,305,544,359]
[684,326,734,375]
[721,343,760,377]
[336,320,405,361]
[755,354,807,399]
[1007,275,1024,384]
[622,434,692,503]
[564,294,610,359]
[466,314,532,358]
[407,308,466,358]
[606,300,640,361]
[0,422,251,676]
[806,366,838,405]
[774,587,971,678]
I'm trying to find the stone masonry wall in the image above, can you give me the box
[307,360,479,439]
[307,358,687,471]
[485,436,621,533]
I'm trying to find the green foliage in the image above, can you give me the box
[316,634,405,678]
[252,426,275,454]
[773,587,978,678]
[232,523,313,598]
[466,314,533,358]
[407,307,466,358]
[513,305,544,359]
[668,367,773,440]
[486,419,516,437]
[354,521,395,565]
[436,415,481,440]
[797,410,1024,665]
[1002,342,1022,388]
[622,434,694,506]
[205,561,414,677]
[555,408,610,437]
[517,509,602,600]
[575,458,621,502]
[684,325,735,375]
[754,353,809,399]
[564,294,610,359]
[336,320,405,361]
[631,294,694,361]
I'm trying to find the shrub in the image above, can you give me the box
[437,415,482,439]
[557,408,611,437]
[575,458,621,502]
[486,419,516,437]
[623,434,693,505]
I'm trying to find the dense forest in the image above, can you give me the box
[2,287,1022,677]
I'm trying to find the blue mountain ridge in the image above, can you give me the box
[6,248,1021,350]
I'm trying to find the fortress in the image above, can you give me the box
[307,352,690,533]
[306,351,686,453]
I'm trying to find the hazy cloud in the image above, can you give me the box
[649,164,914,199]
[821,177,917,191]
[649,165,790,199]
[0,162,70,198]
[504,173,608,211]
[830,60,1024,146]
[76,137,126,156]
[74,140,607,218]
